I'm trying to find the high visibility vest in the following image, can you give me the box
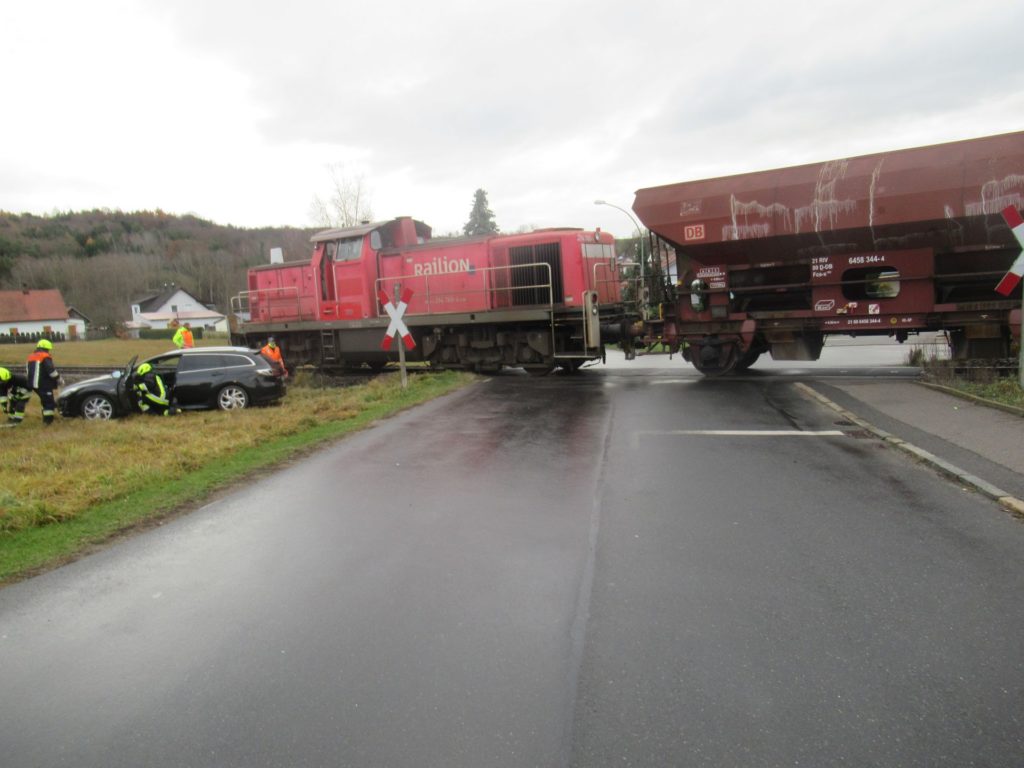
[26,350,58,390]
[173,327,194,348]
[261,345,286,373]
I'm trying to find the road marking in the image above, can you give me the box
[633,428,844,447]
[641,429,844,436]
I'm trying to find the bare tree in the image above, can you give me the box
[309,164,374,228]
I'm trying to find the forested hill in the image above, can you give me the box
[0,209,317,330]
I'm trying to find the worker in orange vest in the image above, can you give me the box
[260,337,288,378]
[172,322,194,349]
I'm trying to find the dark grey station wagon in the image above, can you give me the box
[57,347,286,420]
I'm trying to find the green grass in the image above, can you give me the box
[936,376,1024,409]
[916,352,1024,410]
[0,371,475,584]
[0,337,227,367]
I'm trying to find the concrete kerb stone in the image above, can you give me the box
[794,382,1024,517]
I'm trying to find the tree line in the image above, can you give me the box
[0,188,504,332]
[0,209,315,331]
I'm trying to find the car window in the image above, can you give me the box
[177,354,221,373]
[147,356,181,376]
[221,354,255,369]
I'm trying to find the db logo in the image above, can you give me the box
[684,224,706,241]
[814,299,836,312]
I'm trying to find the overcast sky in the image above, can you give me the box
[2,1,1021,238]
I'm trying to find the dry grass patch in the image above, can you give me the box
[0,371,474,581]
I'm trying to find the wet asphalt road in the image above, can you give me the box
[2,357,1024,767]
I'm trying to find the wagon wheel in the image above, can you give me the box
[689,341,739,376]
[732,348,762,372]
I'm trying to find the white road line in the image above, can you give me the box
[633,429,845,445]
[634,430,843,436]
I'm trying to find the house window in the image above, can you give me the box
[171,304,178,312]
[43,325,52,335]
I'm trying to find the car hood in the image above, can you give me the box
[59,374,118,397]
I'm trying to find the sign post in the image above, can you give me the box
[996,206,1024,386]
[379,284,416,389]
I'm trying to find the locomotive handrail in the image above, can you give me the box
[231,286,312,321]
[375,261,556,315]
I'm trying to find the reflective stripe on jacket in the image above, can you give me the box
[135,373,169,406]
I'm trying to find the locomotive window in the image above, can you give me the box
[842,267,901,300]
[335,237,362,262]
[583,243,615,259]
[370,231,382,250]
[325,242,337,261]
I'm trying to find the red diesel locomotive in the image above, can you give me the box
[633,131,1024,374]
[230,217,636,373]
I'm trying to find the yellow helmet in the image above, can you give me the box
[0,367,10,382]
[36,339,53,351]
[136,363,153,375]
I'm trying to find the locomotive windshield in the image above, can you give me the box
[330,237,363,262]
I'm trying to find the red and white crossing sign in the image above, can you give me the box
[378,287,416,351]
[995,205,1024,296]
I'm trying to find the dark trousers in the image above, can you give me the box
[33,388,56,424]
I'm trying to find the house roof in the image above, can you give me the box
[132,286,204,312]
[0,289,71,323]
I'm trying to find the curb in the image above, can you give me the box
[794,382,1024,517]
[916,381,1024,418]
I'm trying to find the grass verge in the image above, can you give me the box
[0,371,474,584]
[0,338,229,368]
[916,352,1024,410]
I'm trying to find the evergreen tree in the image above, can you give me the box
[462,189,499,236]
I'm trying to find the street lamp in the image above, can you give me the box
[595,199,647,312]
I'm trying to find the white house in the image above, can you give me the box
[0,289,87,339]
[127,285,228,334]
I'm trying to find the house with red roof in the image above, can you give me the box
[0,288,87,340]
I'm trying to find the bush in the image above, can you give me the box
[138,327,205,341]
[0,331,67,345]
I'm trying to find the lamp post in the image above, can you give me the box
[594,200,647,314]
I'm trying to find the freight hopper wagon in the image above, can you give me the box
[230,217,632,373]
[633,132,1024,375]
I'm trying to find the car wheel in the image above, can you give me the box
[81,394,116,421]
[217,384,250,411]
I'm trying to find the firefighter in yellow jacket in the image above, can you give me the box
[132,363,174,416]
[1,366,33,426]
